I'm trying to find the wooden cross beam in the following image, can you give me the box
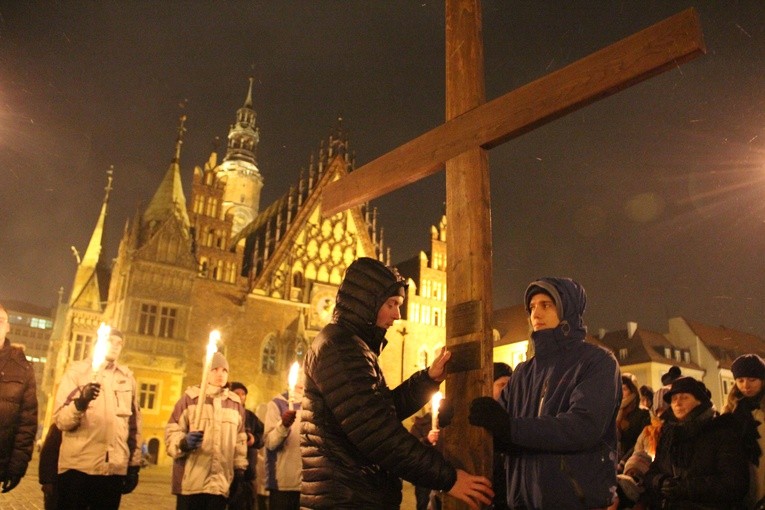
[322,3,704,509]
[322,7,705,215]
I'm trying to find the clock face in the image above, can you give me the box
[230,207,254,235]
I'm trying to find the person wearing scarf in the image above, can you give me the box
[723,354,765,509]
[644,376,749,509]
[616,375,651,471]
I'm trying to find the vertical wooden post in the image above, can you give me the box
[442,1,493,508]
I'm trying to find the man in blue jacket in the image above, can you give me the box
[469,277,621,509]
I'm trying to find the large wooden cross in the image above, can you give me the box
[323,2,704,507]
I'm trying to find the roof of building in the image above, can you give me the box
[683,318,765,369]
[0,300,53,317]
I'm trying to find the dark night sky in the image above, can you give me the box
[1,1,764,336]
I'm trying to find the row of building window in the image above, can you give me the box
[9,326,50,340]
[192,196,220,218]
[6,314,53,329]
[199,259,238,283]
[420,279,445,301]
[409,303,445,327]
[195,227,229,250]
[431,252,446,271]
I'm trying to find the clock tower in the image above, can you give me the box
[217,77,264,236]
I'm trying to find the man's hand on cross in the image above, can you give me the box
[428,347,451,382]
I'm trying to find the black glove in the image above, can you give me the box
[180,430,204,452]
[74,383,101,411]
[660,477,686,501]
[234,469,245,483]
[437,398,454,428]
[1,476,21,493]
[469,397,513,446]
[121,465,139,494]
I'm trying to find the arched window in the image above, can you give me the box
[262,337,277,374]
[293,271,304,289]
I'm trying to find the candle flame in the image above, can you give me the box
[206,330,220,362]
[288,361,300,391]
[92,322,111,372]
[431,391,443,412]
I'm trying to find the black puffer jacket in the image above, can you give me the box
[300,257,457,509]
[0,337,38,480]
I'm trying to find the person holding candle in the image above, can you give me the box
[263,367,304,509]
[301,257,493,510]
[53,328,143,510]
[408,406,439,510]
[165,351,248,510]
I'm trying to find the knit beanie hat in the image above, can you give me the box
[731,354,765,380]
[210,352,229,372]
[663,376,711,405]
[493,362,512,381]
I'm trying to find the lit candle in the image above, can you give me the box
[193,330,220,430]
[287,361,300,411]
[91,323,111,381]
[431,391,443,430]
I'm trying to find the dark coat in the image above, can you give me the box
[38,424,62,485]
[499,277,621,509]
[644,407,749,510]
[617,399,651,465]
[300,258,456,509]
[243,408,264,481]
[0,337,38,479]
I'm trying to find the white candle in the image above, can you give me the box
[431,391,443,430]
[287,361,300,411]
[193,330,219,430]
[91,323,111,381]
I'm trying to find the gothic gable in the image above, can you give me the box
[135,214,197,270]
[241,154,384,302]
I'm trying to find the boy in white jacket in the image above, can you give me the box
[264,375,303,509]
[165,352,247,510]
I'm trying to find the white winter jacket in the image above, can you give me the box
[264,393,302,491]
[165,385,247,497]
[54,358,142,476]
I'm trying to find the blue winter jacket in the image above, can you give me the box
[499,277,621,509]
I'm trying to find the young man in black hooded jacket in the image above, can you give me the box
[300,257,493,509]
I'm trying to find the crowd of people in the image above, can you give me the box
[1,261,765,509]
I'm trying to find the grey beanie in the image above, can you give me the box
[210,352,229,372]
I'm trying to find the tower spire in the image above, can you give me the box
[173,115,187,163]
[69,167,113,308]
[144,116,191,230]
[244,76,254,109]
[223,78,260,165]
[216,77,265,236]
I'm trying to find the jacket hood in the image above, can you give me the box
[525,277,588,354]
[333,257,407,353]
